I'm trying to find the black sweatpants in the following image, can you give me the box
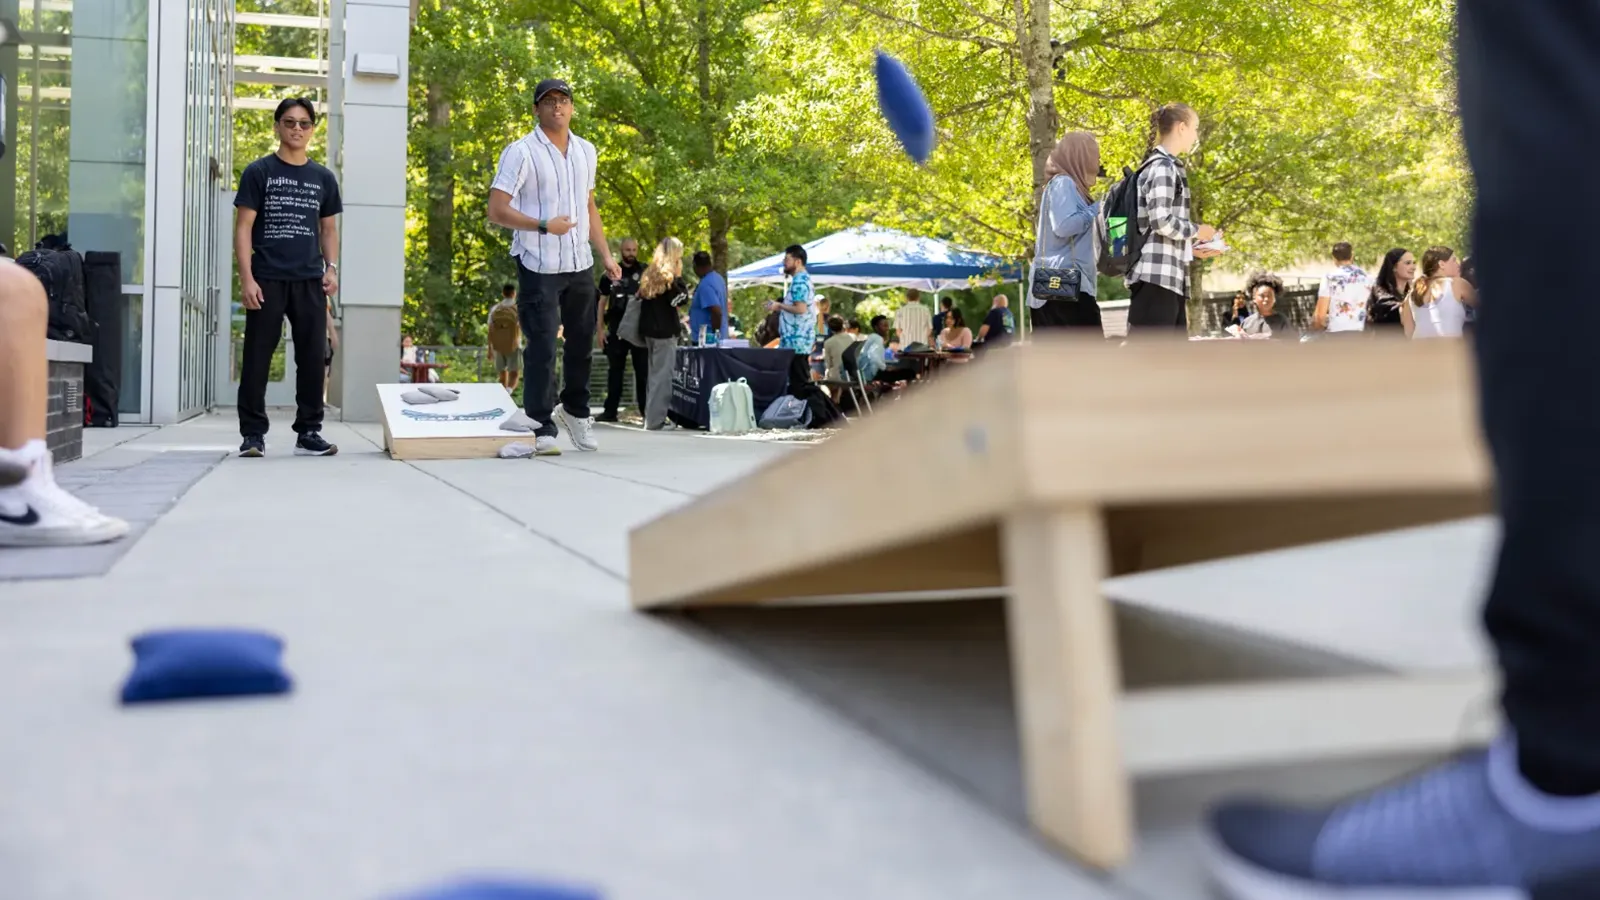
[1125,281,1187,339]
[517,263,597,438]
[601,333,648,418]
[238,278,326,438]
[1031,296,1104,331]
[1461,0,1600,795]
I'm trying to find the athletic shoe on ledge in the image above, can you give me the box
[294,431,338,457]
[0,440,129,547]
[533,436,562,457]
[1206,735,1600,899]
[553,407,598,452]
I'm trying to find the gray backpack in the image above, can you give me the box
[758,394,811,430]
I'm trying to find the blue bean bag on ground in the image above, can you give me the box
[119,628,293,704]
[388,878,601,900]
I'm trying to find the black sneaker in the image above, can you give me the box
[293,432,338,457]
[239,436,266,458]
[594,411,620,423]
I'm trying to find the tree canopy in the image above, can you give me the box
[268,0,1469,341]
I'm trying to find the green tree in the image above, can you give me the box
[743,0,1464,283]
[407,0,538,344]
[520,0,862,273]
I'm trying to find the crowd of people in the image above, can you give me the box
[1217,243,1478,341]
[1034,103,1478,346]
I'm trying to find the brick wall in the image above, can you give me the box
[46,360,84,464]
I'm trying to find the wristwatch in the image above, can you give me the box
[537,219,548,235]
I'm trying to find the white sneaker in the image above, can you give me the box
[553,407,599,452]
[533,435,562,457]
[0,442,130,547]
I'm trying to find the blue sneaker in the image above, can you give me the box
[1206,737,1600,899]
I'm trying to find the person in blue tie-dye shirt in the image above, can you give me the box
[768,244,816,354]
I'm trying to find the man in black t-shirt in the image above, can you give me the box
[595,237,646,423]
[977,296,1015,349]
[233,97,344,458]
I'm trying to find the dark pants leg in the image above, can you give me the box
[557,272,598,424]
[602,335,649,417]
[631,343,648,414]
[787,352,812,395]
[1125,282,1187,340]
[282,279,327,435]
[1460,0,1600,794]
[237,286,287,438]
[237,279,325,437]
[518,265,598,437]
[1032,297,1103,332]
[602,335,627,416]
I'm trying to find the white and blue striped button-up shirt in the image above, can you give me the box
[490,126,597,275]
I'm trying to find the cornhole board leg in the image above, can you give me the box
[1002,505,1132,869]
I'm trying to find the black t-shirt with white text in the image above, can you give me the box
[234,153,343,282]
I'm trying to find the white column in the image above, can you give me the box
[147,0,187,423]
[334,0,410,423]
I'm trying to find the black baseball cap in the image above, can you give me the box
[534,78,574,104]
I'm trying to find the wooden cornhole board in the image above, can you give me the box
[376,382,529,460]
[629,337,1495,870]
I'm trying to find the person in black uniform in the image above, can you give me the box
[595,237,646,423]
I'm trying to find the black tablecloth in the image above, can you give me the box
[670,346,796,429]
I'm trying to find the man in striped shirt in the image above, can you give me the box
[488,78,622,455]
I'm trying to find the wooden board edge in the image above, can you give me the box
[388,434,529,461]
[629,358,1030,609]
[1119,671,1498,777]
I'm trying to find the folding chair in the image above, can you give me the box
[821,341,873,416]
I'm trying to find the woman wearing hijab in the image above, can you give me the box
[1030,131,1104,332]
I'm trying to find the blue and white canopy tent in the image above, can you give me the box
[726,224,1023,295]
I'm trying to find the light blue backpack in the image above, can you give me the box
[709,378,757,433]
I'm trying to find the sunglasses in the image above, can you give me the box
[279,118,315,131]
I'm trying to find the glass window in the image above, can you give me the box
[5,0,149,284]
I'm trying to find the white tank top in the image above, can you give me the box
[1411,279,1466,339]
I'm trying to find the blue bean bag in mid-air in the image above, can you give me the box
[387,878,602,900]
[119,628,293,705]
[874,50,936,164]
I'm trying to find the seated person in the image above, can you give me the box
[865,315,916,386]
[822,317,856,383]
[937,308,974,353]
[977,297,1015,348]
[0,259,129,547]
[1236,272,1298,339]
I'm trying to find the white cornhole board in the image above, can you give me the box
[376,383,529,460]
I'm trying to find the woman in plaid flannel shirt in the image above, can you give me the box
[1125,103,1222,339]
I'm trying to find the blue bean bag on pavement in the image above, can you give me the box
[388,879,601,900]
[120,628,293,704]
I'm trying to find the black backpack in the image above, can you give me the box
[18,241,94,344]
[1097,154,1174,278]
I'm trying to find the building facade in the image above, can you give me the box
[3,0,232,424]
[4,0,407,425]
